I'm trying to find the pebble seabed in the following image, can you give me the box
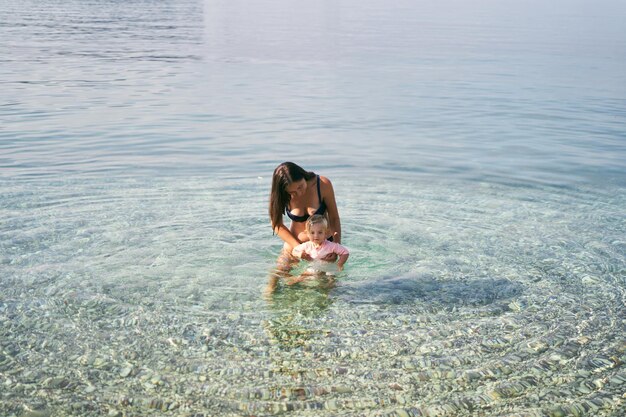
[1,273,624,417]
[1,178,625,416]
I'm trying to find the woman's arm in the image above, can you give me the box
[273,222,301,250]
[320,176,341,244]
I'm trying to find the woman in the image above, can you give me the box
[269,162,342,270]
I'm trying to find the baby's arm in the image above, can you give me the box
[336,253,349,271]
[292,243,313,261]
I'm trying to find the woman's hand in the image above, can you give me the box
[297,230,309,242]
[300,252,314,262]
[321,232,340,262]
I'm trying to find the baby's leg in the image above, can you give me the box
[286,269,326,285]
[285,275,306,285]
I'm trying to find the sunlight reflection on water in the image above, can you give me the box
[1,173,625,415]
[1,0,625,415]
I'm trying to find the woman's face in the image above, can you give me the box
[286,178,307,199]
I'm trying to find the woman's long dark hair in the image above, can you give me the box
[269,162,316,231]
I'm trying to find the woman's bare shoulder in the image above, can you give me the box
[318,175,336,196]
[319,176,338,212]
[319,175,334,187]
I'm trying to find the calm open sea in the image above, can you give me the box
[1,0,625,416]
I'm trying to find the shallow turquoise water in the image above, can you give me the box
[1,0,625,416]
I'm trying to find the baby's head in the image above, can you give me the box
[306,214,328,244]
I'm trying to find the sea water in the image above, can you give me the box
[1,0,625,416]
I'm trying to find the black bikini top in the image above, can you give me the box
[286,175,327,222]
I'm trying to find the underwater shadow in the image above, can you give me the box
[336,273,524,309]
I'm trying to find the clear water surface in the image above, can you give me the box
[1,0,625,416]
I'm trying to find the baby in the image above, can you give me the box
[292,214,349,272]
